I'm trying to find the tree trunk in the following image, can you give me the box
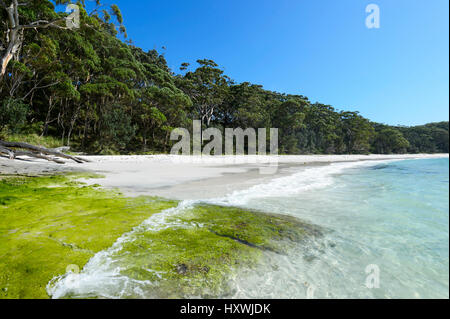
[0,140,89,164]
[1,2,23,79]
[42,95,55,137]
[1,0,67,80]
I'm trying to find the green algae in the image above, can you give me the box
[0,173,323,299]
[111,224,259,298]
[178,205,322,253]
[108,204,323,298]
[0,174,177,299]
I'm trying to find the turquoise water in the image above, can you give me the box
[230,158,449,298]
[49,158,449,299]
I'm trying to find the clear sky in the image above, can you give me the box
[97,0,448,126]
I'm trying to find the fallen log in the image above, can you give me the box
[13,150,66,164]
[0,140,89,164]
[0,146,15,160]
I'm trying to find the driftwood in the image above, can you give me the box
[0,146,14,159]
[0,140,89,164]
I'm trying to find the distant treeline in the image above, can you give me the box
[1,1,448,155]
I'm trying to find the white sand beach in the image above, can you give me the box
[1,154,448,200]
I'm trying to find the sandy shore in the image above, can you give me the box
[0,157,88,176]
[1,154,447,200]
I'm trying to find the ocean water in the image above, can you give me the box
[226,158,449,299]
[48,158,449,299]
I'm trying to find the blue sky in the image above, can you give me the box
[90,0,448,126]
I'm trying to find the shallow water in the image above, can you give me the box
[226,158,449,298]
[49,158,449,299]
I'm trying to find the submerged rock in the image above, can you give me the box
[108,204,323,299]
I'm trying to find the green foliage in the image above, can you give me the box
[181,59,231,126]
[373,127,410,154]
[0,1,447,154]
[0,98,29,133]
[340,111,374,154]
[398,122,449,153]
[98,104,136,153]
[271,99,306,153]
[1,132,62,149]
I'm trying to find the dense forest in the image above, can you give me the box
[1,0,448,156]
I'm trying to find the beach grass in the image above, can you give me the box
[1,133,63,149]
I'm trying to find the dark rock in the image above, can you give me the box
[176,264,188,275]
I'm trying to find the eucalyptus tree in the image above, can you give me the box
[340,111,374,154]
[271,98,306,154]
[221,82,271,129]
[0,0,71,79]
[299,103,343,154]
[373,127,410,154]
[182,59,231,126]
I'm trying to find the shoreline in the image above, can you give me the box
[1,154,448,200]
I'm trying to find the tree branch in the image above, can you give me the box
[13,150,66,164]
[23,79,62,100]
[20,19,68,30]
[0,146,15,159]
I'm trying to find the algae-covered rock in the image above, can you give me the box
[0,174,177,299]
[180,205,323,253]
[107,204,323,298]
